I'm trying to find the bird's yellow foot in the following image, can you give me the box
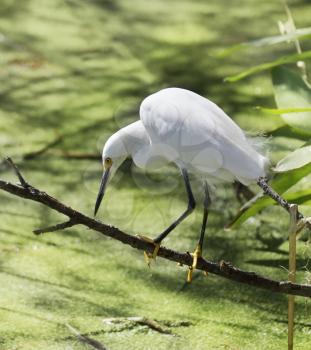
[187,245,202,283]
[136,235,161,267]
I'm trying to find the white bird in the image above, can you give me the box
[94,87,269,281]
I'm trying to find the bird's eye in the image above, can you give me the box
[104,157,113,168]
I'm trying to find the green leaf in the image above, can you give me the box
[224,50,311,82]
[272,66,311,132]
[216,27,311,58]
[274,145,311,172]
[256,106,311,115]
[226,162,311,229]
[285,190,311,206]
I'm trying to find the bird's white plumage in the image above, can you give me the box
[139,88,268,184]
[102,87,268,185]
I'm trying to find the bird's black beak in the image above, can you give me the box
[94,168,110,216]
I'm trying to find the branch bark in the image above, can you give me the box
[0,160,310,298]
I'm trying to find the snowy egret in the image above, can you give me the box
[94,87,270,281]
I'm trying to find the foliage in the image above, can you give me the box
[272,66,311,133]
[225,50,311,82]
[226,20,311,229]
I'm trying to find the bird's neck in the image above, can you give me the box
[119,121,151,158]
[120,121,171,170]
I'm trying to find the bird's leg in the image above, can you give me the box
[187,181,211,282]
[257,177,303,221]
[234,181,255,203]
[154,168,196,243]
[139,168,196,266]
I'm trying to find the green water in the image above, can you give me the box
[0,0,310,349]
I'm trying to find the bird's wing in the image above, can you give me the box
[139,88,267,182]
[141,88,208,142]
[140,87,246,147]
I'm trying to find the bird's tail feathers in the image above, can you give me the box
[246,133,271,157]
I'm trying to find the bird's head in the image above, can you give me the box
[94,131,128,216]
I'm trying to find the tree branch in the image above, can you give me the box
[257,177,304,221]
[0,160,310,298]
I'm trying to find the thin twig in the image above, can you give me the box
[0,159,310,297]
[5,157,29,188]
[59,151,101,160]
[102,317,174,335]
[23,135,63,160]
[257,177,304,221]
[42,150,101,160]
[66,323,108,350]
[33,219,77,235]
[282,1,308,82]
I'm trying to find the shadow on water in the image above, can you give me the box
[0,270,132,316]
[0,0,281,148]
[66,0,120,12]
[0,210,39,219]
[0,306,63,326]
[0,227,94,256]
[113,261,311,324]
